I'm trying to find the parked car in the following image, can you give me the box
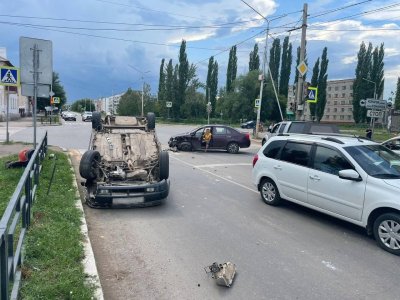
[381,136,400,154]
[82,111,93,122]
[241,120,256,129]
[63,112,76,121]
[168,125,251,154]
[262,121,340,145]
[79,112,169,208]
[252,134,400,255]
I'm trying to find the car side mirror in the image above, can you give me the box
[339,169,362,181]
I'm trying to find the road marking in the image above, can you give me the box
[322,260,338,271]
[194,163,252,168]
[170,155,258,194]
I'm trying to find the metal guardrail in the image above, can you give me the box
[0,132,48,300]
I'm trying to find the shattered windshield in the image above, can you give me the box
[344,145,400,179]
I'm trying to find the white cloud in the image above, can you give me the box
[342,55,357,64]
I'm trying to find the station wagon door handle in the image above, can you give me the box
[309,175,320,181]
[273,165,282,170]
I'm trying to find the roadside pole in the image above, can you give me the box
[295,3,308,121]
[6,86,9,143]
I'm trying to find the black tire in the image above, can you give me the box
[79,150,101,180]
[147,112,156,130]
[92,112,102,130]
[259,178,281,206]
[227,142,239,154]
[179,142,192,151]
[159,151,169,180]
[373,213,400,256]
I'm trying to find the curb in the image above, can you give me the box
[68,156,104,300]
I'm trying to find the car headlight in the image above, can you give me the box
[146,187,155,192]
[97,189,110,195]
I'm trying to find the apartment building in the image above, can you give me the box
[288,78,355,123]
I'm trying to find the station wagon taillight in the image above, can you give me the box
[252,154,259,167]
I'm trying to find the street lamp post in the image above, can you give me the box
[128,65,150,116]
[362,77,377,133]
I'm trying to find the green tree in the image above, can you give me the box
[164,59,174,117]
[370,43,385,99]
[206,56,214,104]
[269,38,281,87]
[177,40,189,119]
[353,42,373,123]
[172,64,179,119]
[279,36,292,97]
[70,98,95,112]
[117,88,141,116]
[249,43,260,71]
[37,72,67,110]
[210,60,219,117]
[316,47,329,121]
[158,58,166,102]
[395,77,400,110]
[226,46,237,92]
[308,58,320,119]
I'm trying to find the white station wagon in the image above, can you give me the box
[252,134,400,255]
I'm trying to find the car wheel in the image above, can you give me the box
[92,112,102,130]
[79,150,101,180]
[259,178,281,206]
[147,112,156,130]
[179,142,192,151]
[373,213,400,255]
[159,150,169,180]
[227,142,239,154]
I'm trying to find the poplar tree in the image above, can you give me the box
[316,47,329,121]
[158,58,166,102]
[206,56,214,103]
[177,40,189,118]
[165,59,174,115]
[279,36,292,97]
[226,46,237,92]
[395,77,400,110]
[268,38,281,87]
[308,58,320,119]
[249,43,260,71]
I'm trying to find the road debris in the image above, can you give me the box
[205,262,236,287]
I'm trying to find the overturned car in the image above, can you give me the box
[79,112,169,208]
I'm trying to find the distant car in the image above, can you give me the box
[82,111,93,122]
[64,112,76,121]
[381,136,400,154]
[168,124,251,154]
[241,120,256,129]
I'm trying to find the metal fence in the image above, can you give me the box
[0,132,48,300]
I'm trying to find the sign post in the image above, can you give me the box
[0,66,20,143]
[206,102,212,125]
[166,101,172,119]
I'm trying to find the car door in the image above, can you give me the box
[191,127,207,150]
[307,145,366,221]
[274,141,311,203]
[212,126,228,149]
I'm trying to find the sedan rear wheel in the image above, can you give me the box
[227,142,239,154]
[260,178,281,206]
[373,213,400,255]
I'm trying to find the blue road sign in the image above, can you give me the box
[306,87,318,103]
[0,67,19,86]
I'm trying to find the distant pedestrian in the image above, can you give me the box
[365,128,372,139]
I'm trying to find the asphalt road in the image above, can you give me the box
[4,118,400,299]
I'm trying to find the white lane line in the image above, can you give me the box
[194,163,252,168]
[170,155,258,194]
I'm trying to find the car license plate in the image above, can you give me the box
[113,197,144,205]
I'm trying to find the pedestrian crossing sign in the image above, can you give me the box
[0,66,20,86]
[306,86,318,103]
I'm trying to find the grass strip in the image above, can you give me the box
[0,151,95,299]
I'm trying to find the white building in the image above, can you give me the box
[94,93,124,114]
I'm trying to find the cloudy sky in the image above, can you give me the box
[1,0,399,102]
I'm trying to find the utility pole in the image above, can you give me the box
[295,3,308,121]
[255,21,270,138]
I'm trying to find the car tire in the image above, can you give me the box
[147,112,156,130]
[79,150,101,180]
[373,212,400,256]
[259,178,281,206]
[159,150,169,180]
[227,142,239,154]
[92,112,102,130]
[179,142,192,151]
